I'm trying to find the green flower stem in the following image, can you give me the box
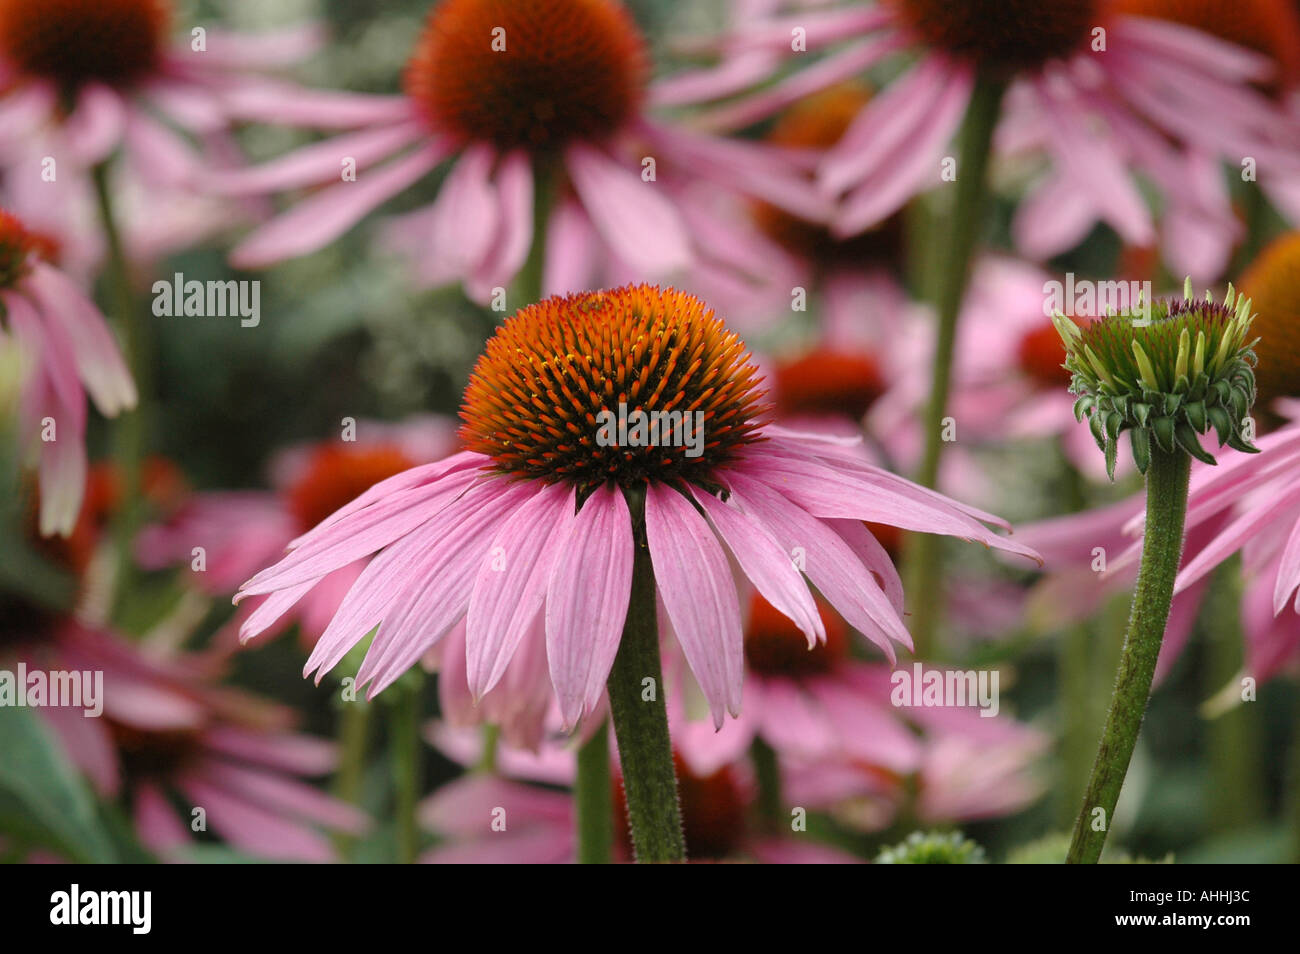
[605,486,685,863]
[574,720,614,864]
[1204,560,1264,833]
[1067,446,1192,864]
[389,685,423,864]
[477,723,500,773]
[332,700,371,861]
[751,736,783,830]
[903,75,1005,659]
[91,162,148,595]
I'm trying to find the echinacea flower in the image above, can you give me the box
[217,0,828,303]
[137,417,457,653]
[0,473,366,862]
[0,209,135,536]
[236,284,1039,728]
[672,0,1300,242]
[0,0,321,266]
[670,592,1047,824]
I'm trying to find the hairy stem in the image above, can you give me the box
[1067,447,1191,864]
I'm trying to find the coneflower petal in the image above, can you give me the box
[645,483,743,727]
[545,484,634,728]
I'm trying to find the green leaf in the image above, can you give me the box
[1175,423,1217,465]
[1152,416,1176,453]
[1129,426,1151,474]
[1184,401,1207,432]
[0,707,116,862]
[1207,405,1232,444]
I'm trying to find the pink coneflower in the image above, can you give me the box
[40,629,369,862]
[0,479,365,862]
[237,285,1039,724]
[0,209,135,536]
[671,592,1047,823]
[673,0,1299,241]
[0,0,320,197]
[217,0,827,302]
[137,417,457,652]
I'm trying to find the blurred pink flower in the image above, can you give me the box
[235,286,1039,730]
[137,416,457,652]
[215,0,828,302]
[0,1,322,271]
[39,626,368,862]
[0,209,135,536]
[1164,403,1300,679]
[422,721,861,863]
[670,592,1047,825]
[671,1,1300,251]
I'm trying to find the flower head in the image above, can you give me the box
[237,285,1038,728]
[888,0,1098,74]
[1054,279,1258,477]
[404,0,646,152]
[0,0,170,91]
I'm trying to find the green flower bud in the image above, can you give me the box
[1052,281,1260,479]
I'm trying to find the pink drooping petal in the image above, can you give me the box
[220,81,416,128]
[63,83,126,165]
[691,35,901,132]
[175,24,326,70]
[565,143,691,276]
[820,55,957,195]
[191,760,368,834]
[833,65,973,234]
[202,727,336,775]
[724,470,911,660]
[211,121,428,194]
[357,480,536,697]
[133,782,191,857]
[827,518,904,616]
[177,776,334,862]
[229,143,445,267]
[465,482,574,700]
[239,467,480,597]
[1013,171,1099,260]
[1273,519,1300,616]
[418,143,501,290]
[25,264,137,415]
[545,484,634,727]
[288,451,485,548]
[467,149,534,302]
[690,485,823,645]
[649,50,781,108]
[1115,16,1275,84]
[1175,485,1300,592]
[542,199,599,296]
[645,483,743,726]
[1032,72,1153,246]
